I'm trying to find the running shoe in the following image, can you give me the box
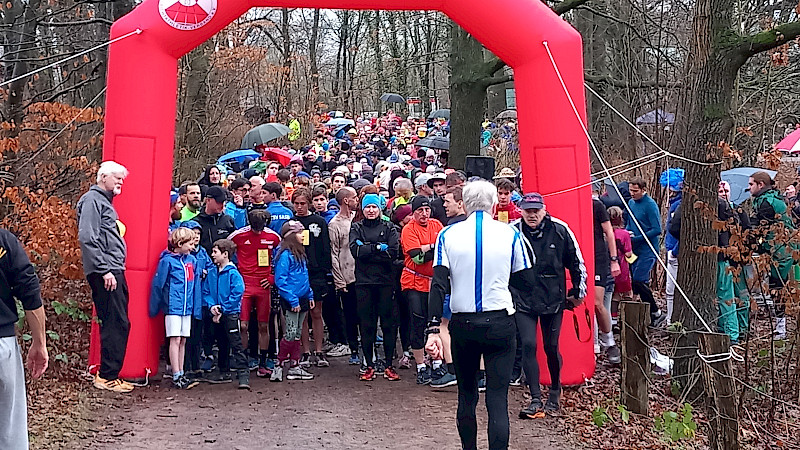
[431,366,447,383]
[200,356,215,373]
[374,358,386,373]
[375,334,384,345]
[519,398,545,419]
[360,366,376,381]
[649,310,668,328]
[316,352,330,367]
[478,375,486,392]
[257,366,272,378]
[299,353,313,368]
[205,371,232,384]
[238,371,251,389]
[430,371,457,388]
[173,376,199,390]
[248,358,259,371]
[383,366,401,381]
[326,343,351,358]
[359,363,368,375]
[509,374,523,387]
[348,354,361,365]
[322,341,335,353]
[287,366,315,380]
[397,354,413,370]
[545,390,561,415]
[270,366,283,382]
[162,364,173,379]
[94,375,134,393]
[606,345,621,365]
[416,366,432,385]
[184,370,203,383]
[265,359,276,371]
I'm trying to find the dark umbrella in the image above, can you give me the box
[496,109,517,120]
[380,93,405,103]
[241,123,291,149]
[416,135,450,150]
[722,167,778,205]
[428,109,450,120]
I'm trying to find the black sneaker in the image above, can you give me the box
[519,398,544,419]
[606,345,621,365]
[374,358,386,373]
[509,374,523,386]
[205,371,233,384]
[545,390,561,415]
[478,375,487,392]
[431,366,447,382]
[179,375,199,390]
[416,366,432,385]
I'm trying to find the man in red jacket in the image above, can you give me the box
[228,209,281,377]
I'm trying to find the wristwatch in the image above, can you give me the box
[610,256,619,262]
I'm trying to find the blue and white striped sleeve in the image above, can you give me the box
[511,229,533,273]
[434,227,450,269]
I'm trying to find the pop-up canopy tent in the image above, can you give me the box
[97,0,594,385]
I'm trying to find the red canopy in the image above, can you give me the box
[259,146,291,166]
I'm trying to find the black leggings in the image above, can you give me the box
[355,285,398,367]
[406,289,428,350]
[450,311,516,450]
[632,280,659,316]
[516,311,563,398]
[397,286,412,352]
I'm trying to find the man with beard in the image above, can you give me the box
[181,183,203,221]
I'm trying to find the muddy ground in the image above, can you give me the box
[80,357,578,450]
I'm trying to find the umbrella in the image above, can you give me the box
[496,109,517,120]
[241,123,291,149]
[217,149,260,164]
[380,93,405,103]
[721,167,778,205]
[261,147,292,166]
[428,109,450,120]
[416,135,450,150]
[636,109,675,125]
[325,118,355,127]
[776,128,800,153]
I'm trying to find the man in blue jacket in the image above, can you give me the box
[660,169,683,325]
[627,177,667,327]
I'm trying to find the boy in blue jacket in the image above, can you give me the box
[204,239,250,389]
[178,221,212,380]
[149,227,200,390]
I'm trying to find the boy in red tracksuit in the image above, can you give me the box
[228,209,281,377]
[494,178,522,224]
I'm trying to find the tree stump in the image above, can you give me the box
[698,332,739,450]
[620,301,650,415]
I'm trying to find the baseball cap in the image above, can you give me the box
[427,172,447,188]
[414,173,432,188]
[518,192,545,210]
[206,186,227,203]
[411,195,431,212]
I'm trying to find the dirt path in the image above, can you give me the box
[87,357,578,449]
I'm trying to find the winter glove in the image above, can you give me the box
[377,243,389,252]
[356,239,364,246]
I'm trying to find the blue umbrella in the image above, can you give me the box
[721,167,777,205]
[325,118,355,127]
[217,149,260,164]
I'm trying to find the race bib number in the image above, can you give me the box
[302,229,310,246]
[498,211,509,223]
[257,249,270,267]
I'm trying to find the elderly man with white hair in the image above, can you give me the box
[77,161,134,393]
[425,180,535,450]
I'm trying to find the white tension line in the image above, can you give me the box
[542,40,713,333]
[0,29,142,90]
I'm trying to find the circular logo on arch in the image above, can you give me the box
[159,0,217,31]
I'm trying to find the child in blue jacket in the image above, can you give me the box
[149,227,199,390]
[178,221,211,379]
[270,220,315,382]
[204,238,250,389]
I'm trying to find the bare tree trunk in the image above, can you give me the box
[309,9,320,113]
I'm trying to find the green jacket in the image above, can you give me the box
[751,188,795,276]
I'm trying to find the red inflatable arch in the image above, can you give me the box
[94,0,595,385]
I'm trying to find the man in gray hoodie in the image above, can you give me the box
[77,161,133,393]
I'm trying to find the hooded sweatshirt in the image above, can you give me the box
[149,250,197,317]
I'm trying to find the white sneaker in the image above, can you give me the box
[286,366,314,380]
[774,317,787,340]
[270,366,283,382]
[327,343,351,358]
[594,343,601,354]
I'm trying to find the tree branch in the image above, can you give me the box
[550,0,591,15]
[481,74,514,88]
[740,21,800,58]
[584,73,682,89]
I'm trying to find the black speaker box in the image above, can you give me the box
[464,155,496,180]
